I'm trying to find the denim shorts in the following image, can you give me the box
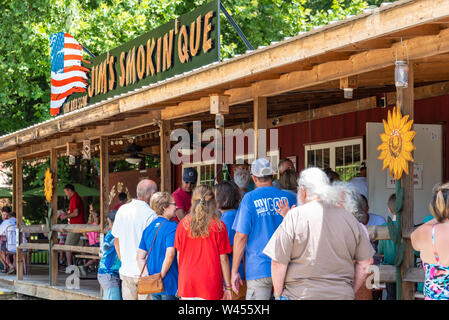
[97,273,121,290]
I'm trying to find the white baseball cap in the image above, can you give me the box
[251,158,274,177]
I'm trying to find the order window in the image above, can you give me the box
[305,138,363,182]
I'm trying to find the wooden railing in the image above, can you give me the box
[19,224,48,234]
[17,224,101,255]
[52,244,99,255]
[366,225,424,284]
[52,224,100,233]
[17,224,423,283]
[366,225,415,241]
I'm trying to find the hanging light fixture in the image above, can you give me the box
[343,88,354,99]
[395,60,409,88]
[395,40,409,89]
[125,155,142,165]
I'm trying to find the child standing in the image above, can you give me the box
[377,193,398,300]
[80,205,100,275]
[97,210,122,300]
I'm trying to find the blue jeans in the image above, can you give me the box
[103,286,122,300]
[152,293,178,300]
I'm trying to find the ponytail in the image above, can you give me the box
[429,183,449,223]
[188,185,221,238]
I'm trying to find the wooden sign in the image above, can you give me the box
[63,0,220,114]
[82,139,91,160]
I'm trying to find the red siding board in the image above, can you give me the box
[171,95,449,192]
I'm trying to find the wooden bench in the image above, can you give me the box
[74,254,100,260]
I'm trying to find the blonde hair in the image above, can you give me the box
[150,192,174,216]
[187,184,222,238]
[429,183,449,223]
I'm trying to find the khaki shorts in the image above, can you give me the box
[119,274,151,300]
[246,277,273,300]
[65,232,83,246]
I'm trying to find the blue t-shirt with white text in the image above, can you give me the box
[232,186,297,280]
[139,217,178,296]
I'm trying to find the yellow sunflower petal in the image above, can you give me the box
[381,154,391,170]
[387,110,394,131]
[398,114,409,130]
[403,131,416,142]
[401,157,409,175]
[378,149,389,160]
[396,168,403,180]
[400,120,413,134]
[393,107,401,129]
[402,151,414,162]
[380,133,390,143]
[382,119,391,135]
[403,142,415,152]
[378,143,389,151]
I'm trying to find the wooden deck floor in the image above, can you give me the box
[0,265,102,300]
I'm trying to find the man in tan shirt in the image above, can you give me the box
[263,168,374,300]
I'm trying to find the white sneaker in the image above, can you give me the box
[78,265,87,277]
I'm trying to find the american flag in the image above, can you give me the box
[50,32,90,116]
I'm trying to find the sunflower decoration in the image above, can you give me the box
[377,106,416,180]
[44,168,53,203]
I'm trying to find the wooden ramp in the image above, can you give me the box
[0,265,102,300]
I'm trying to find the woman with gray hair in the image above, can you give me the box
[266,167,374,300]
[275,167,340,217]
[333,181,370,226]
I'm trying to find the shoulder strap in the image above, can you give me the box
[432,224,440,264]
[139,220,167,277]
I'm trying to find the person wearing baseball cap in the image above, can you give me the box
[231,158,297,300]
[172,167,198,222]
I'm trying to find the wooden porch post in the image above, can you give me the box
[210,94,230,166]
[13,156,24,280]
[160,120,172,192]
[100,137,109,234]
[254,96,267,159]
[50,148,59,285]
[398,63,415,300]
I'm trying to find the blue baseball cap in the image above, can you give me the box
[183,167,198,184]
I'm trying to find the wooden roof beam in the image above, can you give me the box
[336,39,394,52]
[4,110,161,161]
[251,28,449,98]
[384,24,441,39]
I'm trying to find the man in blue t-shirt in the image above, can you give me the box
[231,158,297,300]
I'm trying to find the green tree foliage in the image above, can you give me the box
[0,0,397,136]
[0,0,398,223]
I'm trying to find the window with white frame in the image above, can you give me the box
[236,150,280,179]
[305,138,363,182]
[182,160,216,186]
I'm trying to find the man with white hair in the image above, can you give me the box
[112,179,158,300]
[263,168,374,300]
